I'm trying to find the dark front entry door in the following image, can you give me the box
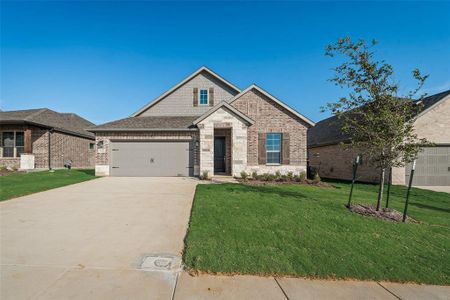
[214,137,226,173]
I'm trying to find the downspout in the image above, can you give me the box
[48,128,54,170]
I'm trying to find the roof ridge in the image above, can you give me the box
[228,84,315,126]
[131,66,241,117]
[23,108,49,121]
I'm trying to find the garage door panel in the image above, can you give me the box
[111,142,192,177]
[407,146,450,186]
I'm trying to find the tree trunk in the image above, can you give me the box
[376,168,385,211]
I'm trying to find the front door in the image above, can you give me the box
[214,137,226,173]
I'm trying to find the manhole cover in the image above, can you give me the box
[140,254,181,272]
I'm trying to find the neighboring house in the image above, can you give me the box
[88,66,314,177]
[0,108,96,169]
[308,90,450,186]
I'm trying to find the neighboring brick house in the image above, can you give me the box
[88,66,314,177]
[308,90,450,186]
[0,108,95,169]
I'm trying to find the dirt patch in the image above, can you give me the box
[237,178,333,188]
[0,168,22,176]
[349,204,419,223]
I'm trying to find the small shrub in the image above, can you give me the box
[240,171,248,180]
[260,173,270,181]
[313,172,321,182]
[293,174,301,182]
[286,171,294,181]
[299,171,307,181]
[200,170,209,180]
[251,171,258,179]
[267,173,276,181]
[275,170,282,180]
[280,175,288,182]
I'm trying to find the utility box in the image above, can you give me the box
[20,154,35,170]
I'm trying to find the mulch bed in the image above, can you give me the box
[349,204,419,223]
[237,178,333,188]
[0,168,22,176]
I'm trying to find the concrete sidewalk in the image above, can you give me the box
[173,272,449,300]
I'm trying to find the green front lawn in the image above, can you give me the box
[183,181,450,285]
[0,169,97,201]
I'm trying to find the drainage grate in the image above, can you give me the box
[140,254,182,272]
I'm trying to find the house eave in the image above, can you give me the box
[0,120,95,140]
[192,102,255,126]
[87,127,198,133]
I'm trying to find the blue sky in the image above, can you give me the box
[1,1,449,124]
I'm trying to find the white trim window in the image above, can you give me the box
[1,131,24,158]
[266,133,281,164]
[199,89,209,105]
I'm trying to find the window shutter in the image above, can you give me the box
[193,88,198,107]
[209,87,214,106]
[282,133,290,165]
[258,133,266,165]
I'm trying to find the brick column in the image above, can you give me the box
[24,127,32,153]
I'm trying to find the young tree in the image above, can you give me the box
[324,37,429,211]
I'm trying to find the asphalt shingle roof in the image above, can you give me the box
[0,108,95,139]
[308,90,450,148]
[88,116,198,131]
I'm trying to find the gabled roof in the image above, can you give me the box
[88,116,198,132]
[193,101,254,125]
[0,108,95,139]
[415,89,450,118]
[131,66,241,117]
[308,89,450,148]
[228,84,315,127]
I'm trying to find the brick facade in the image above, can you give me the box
[94,131,199,176]
[231,89,309,175]
[308,97,450,185]
[0,125,95,169]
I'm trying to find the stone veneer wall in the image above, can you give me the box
[231,89,309,175]
[94,131,199,176]
[198,108,247,177]
[308,144,405,185]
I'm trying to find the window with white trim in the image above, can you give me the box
[266,133,281,164]
[199,89,208,105]
[1,131,24,158]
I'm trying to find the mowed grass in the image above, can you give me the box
[183,181,450,285]
[0,169,97,201]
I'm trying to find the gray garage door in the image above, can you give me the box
[406,146,450,186]
[111,141,192,177]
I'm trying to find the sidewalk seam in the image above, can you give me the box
[274,277,290,300]
[376,282,402,299]
[171,271,180,300]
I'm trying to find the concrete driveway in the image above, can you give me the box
[415,186,450,193]
[0,177,197,300]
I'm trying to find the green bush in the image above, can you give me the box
[286,171,294,181]
[275,171,282,180]
[240,171,248,180]
[313,172,321,182]
[251,171,258,179]
[200,170,209,180]
[299,171,307,181]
